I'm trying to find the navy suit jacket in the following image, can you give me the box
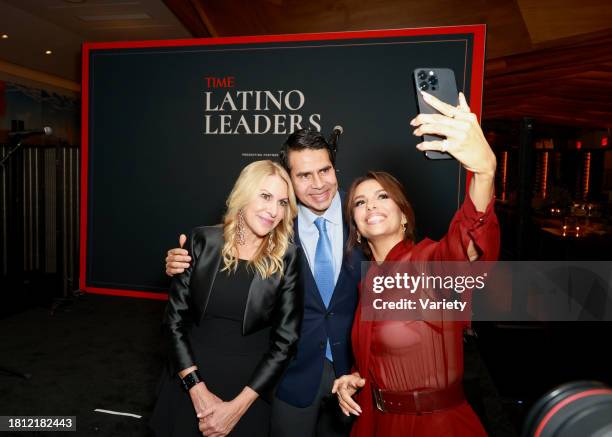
[276,192,365,407]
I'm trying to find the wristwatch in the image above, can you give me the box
[181,370,202,392]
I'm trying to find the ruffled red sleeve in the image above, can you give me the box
[416,193,500,262]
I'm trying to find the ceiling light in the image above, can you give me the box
[1,34,8,39]
[45,50,53,55]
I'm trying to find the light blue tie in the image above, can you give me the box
[314,217,334,361]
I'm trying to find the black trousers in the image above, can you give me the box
[270,360,354,437]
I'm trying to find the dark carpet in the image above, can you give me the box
[0,294,517,437]
[0,294,166,437]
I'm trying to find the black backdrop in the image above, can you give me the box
[83,27,483,295]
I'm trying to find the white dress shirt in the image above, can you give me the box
[297,191,343,286]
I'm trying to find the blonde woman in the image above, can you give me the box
[151,160,303,437]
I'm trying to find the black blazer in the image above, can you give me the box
[163,225,303,398]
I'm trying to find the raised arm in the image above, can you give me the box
[411,91,499,261]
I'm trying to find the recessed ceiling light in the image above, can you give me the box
[1,34,8,39]
[45,50,53,55]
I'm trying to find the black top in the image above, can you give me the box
[207,260,252,319]
[190,260,271,357]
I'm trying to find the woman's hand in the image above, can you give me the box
[188,382,222,420]
[198,400,245,437]
[197,387,257,437]
[331,372,365,416]
[411,91,496,214]
[198,400,243,437]
[410,91,496,178]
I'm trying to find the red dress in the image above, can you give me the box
[351,194,500,437]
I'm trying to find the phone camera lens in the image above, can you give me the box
[417,70,427,80]
[427,75,438,86]
[419,81,429,91]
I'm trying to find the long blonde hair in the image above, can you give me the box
[221,160,297,279]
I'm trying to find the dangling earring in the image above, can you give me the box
[356,232,362,244]
[236,210,246,246]
[267,233,275,253]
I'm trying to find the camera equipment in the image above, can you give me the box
[417,70,439,91]
[522,381,612,437]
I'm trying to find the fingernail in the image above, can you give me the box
[421,90,431,98]
[410,118,415,126]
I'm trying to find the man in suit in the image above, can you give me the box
[166,129,362,437]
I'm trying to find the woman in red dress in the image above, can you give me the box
[332,91,500,436]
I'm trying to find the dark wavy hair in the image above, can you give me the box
[345,171,416,259]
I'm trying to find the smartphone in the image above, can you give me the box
[413,68,459,160]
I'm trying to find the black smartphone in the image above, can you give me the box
[413,68,459,160]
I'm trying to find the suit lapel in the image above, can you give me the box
[196,229,223,321]
[243,263,286,334]
[243,274,257,334]
[328,192,352,308]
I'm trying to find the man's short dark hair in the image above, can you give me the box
[279,129,336,172]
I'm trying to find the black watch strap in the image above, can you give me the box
[181,370,202,392]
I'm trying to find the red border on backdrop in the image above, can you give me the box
[80,24,486,300]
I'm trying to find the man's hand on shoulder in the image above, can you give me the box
[165,234,192,276]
